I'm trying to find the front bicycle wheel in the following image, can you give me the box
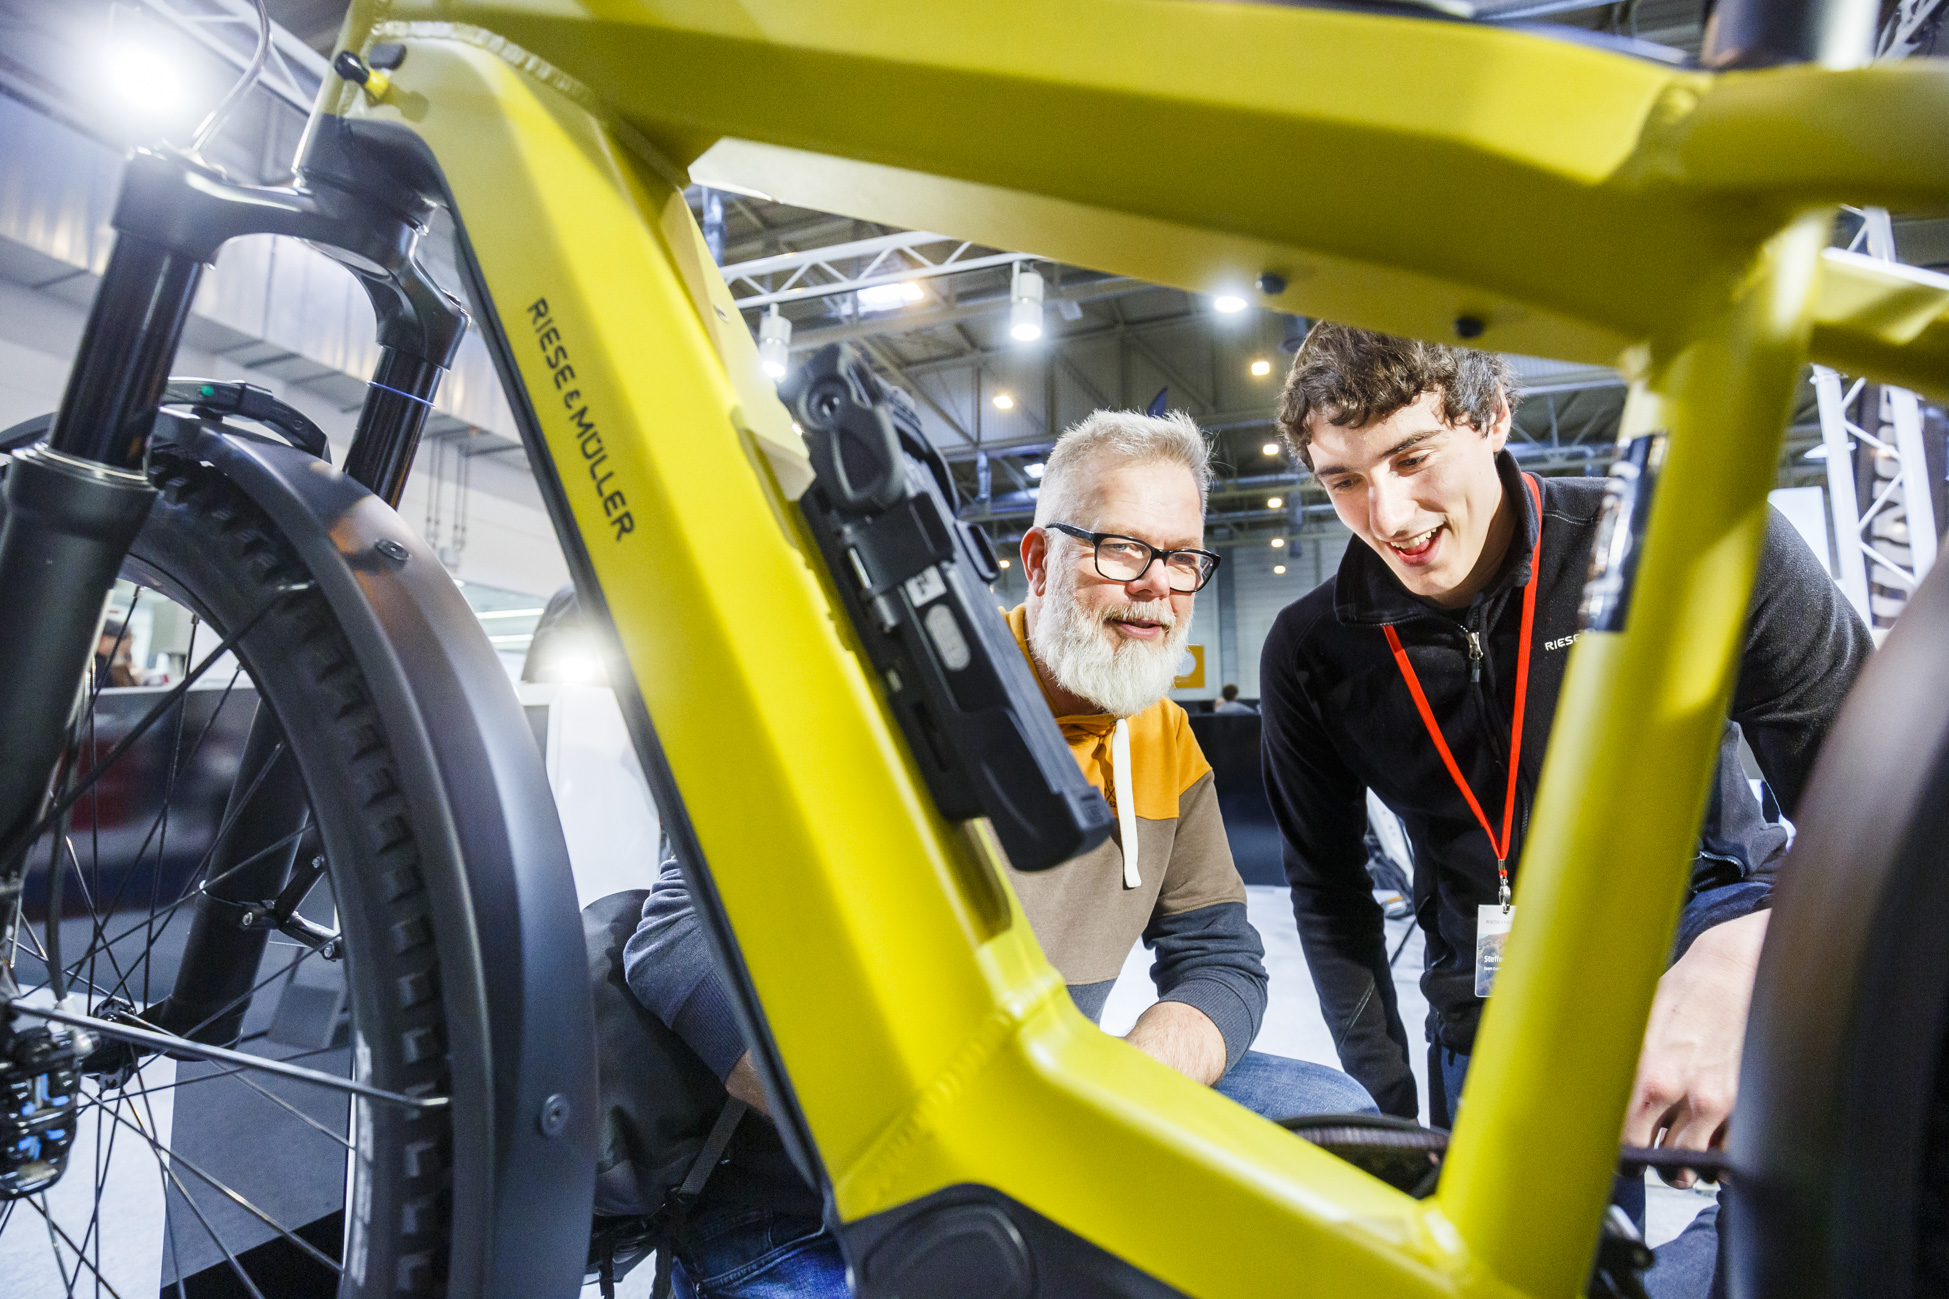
[1729,545,1949,1299]
[0,442,465,1296]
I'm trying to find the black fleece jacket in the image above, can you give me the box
[1260,451,1873,1120]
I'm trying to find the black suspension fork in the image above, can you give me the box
[0,139,464,1036]
[343,345,448,506]
[0,231,203,914]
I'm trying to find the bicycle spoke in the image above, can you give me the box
[98,1041,348,1107]
[90,1098,342,1277]
[86,750,298,1011]
[83,821,312,976]
[148,1145,268,1299]
[0,592,301,873]
[16,1001,446,1111]
[226,1068,355,1151]
[138,615,198,1012]
[169,934,315,1044]
[30,1195,84,1299]
[80,662,251,930]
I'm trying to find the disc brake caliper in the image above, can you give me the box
[1,1012,77,1199]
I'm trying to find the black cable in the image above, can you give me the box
[1388,918,1417,968]
[42,754,76,1003]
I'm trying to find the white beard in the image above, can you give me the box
[1031,558,1191,718]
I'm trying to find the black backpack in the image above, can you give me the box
[582,890,745,1297]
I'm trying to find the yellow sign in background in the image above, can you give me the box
[1173,644,1205,690]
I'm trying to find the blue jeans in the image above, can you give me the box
[669,1207,851,1299]
[1215,1048,1380,1118]
[670,1050,1372,1296]
[1431,1046,1724,1299]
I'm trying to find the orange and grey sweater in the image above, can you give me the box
[1000,606,1267,1067]
[623,613,1270,1103]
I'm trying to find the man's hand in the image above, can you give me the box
[726,1051,770,1117]
[1124,1000,1227,1086]
[1623,909,1770,1187]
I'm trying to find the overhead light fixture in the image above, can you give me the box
[758,306,791,381]
[1009,265,1045,342]
[1273,564,1286,575]
[993,392,1015,410]
[1025,462,1045,480]
[1250,359,1272,377]
[108,43,183,112]
[1262,441,1281,457]
[998,558,1011,569]
[1214,295,1248,314]
[1267,496,1283,509]
[1270,537,1286,548]
[857,280,924,312]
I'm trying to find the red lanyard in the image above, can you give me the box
[1381,473,1543,906]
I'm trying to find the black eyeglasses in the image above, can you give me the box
[1046,523,1222,593]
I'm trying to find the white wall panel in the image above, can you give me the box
[1229,528,1351,699]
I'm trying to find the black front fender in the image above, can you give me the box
[175,420,597,1299]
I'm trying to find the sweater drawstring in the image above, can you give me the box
[1113,717,1139,888]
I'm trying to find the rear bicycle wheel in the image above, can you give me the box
[1729,550,1949,1299]
[0,442,466,1296]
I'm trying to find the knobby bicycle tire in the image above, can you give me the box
[1,440,469,1296]
[1729,539,1949,1299]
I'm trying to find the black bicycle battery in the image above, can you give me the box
[784,344,1112,872]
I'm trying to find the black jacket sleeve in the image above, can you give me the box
[1731,507,1875,817]
[1673,509,1871,954]
[1260,612,1420,1119]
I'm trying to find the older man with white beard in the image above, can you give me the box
[1002,409,1374,1109]
[620,409,1371,1299]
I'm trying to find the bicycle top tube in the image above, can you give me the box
[358,0,1949,386]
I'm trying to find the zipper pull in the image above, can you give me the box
[1465,629,1483,683]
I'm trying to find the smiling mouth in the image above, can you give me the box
[1386,525,1442,561]
[1109,616,1169,638]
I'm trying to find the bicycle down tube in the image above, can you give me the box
[322,5,1949,1298]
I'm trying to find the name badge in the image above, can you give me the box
[1475,904,1516,998]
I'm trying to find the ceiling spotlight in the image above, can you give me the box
[1214,295,1248,314]
[998,558,1011,569]
[1025,462,1045,479]
[108,43,183,112]
[1270,537,1286,548]
[1250,359,1272,377]
[992,392,1015,411]
[856,280,924,311]
[1267,496,1283,509]
[1273,564,1286,575]
[1262,441,1281,457]
[1010,265,1045,342]
[758,306,791,381]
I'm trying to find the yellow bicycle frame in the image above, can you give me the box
[317,4,1949,1295]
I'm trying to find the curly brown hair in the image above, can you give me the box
[1276,323,1521,469]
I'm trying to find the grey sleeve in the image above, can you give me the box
[620,842,749,1081]
[1144,900,1268,1074]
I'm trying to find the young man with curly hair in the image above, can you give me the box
[1261,322,1871,1295]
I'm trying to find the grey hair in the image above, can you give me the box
[1031,409,1213,529]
